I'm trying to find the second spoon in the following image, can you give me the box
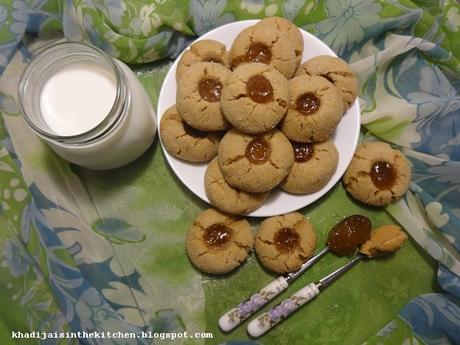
[218,215,371,332]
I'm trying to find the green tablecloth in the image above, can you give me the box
[1,1,460,344]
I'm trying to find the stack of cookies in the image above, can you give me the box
[160,17,359,215]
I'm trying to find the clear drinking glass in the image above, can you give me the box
[18,41,156,170]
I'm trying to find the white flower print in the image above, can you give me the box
[446,6,460,32]
[95,0,127,27]
[406,66,460,137]
[130,4,161,37]
[315,0,382,56]
[240,0,264,14]
[190,0,235,35]
[283,0,305,21]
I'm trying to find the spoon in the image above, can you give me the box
[218,215,371,332]
[247,223,408,337]
[247,253,367,337]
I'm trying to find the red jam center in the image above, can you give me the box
[231,42,272,68]
[296,92,320,115]
[292,142,314,162]
[245,138,271,164]
[198,78,223,102]
[370,161,397,190]
[246,75,274,103]
[274,228,300,253]
[245,42,272,64]
[203,223,232,249]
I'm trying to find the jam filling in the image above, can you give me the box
[292,142,314,162]
[198,78,223,102]
[370,161,397,190]
[232,42,272,68]
[246,75,274,103]
[326,215,372,255]
[245,43,272,64]
[274,228,299,253]
[296,92,320,115]
[245,138,271,164]
[203,223,232,249]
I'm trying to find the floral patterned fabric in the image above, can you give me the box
[1,1,460,344]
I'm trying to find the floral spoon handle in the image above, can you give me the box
[247,283,320,338]
[218,276,289,332]
[218,248,330,332]
[247,254,365,337]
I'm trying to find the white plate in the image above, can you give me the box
[157,20,360,217]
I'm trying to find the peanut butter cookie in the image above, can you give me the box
[176,62,231,131]
[230,24,297,78]
[280,140,339,194]
[343,141,411,206]
[296,55,358,111]
[176,39,230,81]
[220,63,288,134]
[205,158,270,215]
[186,208,254,274]
[160,105,221,163]
[256,17,303,65]
[280,75,343,143]
[218,128,294,193]
[255,212,316,273]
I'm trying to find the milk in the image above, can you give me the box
[46,60,157,170]
[40,63,117,136]
[20,41,156,170]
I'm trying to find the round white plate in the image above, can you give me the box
[157,20,360,217]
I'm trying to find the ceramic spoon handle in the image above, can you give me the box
[247,283,320,338]
[218,276,289,332]
[247,255,365,337]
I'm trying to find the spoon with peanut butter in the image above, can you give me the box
[247,224,407,337]
[218,215,372,332]
[359,224,407,257]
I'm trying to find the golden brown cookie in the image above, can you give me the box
[220,63,288,134]
[176,62,231,131]
[218,128,294,193]
[160,105,221,162]
[279,75,343,143]
[186,208,254,274]
[255,212,316,273]
[205,158,270,215]
[229,24,297,78]
[280,140,339,194]
[256,17,303,65]
[343,141,411,206]
[176,39,230,81]
[296,55,358,111]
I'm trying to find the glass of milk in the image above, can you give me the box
[18,41,157,170]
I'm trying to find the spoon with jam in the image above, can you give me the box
[246,223,407,338]
[218,215,372,332]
